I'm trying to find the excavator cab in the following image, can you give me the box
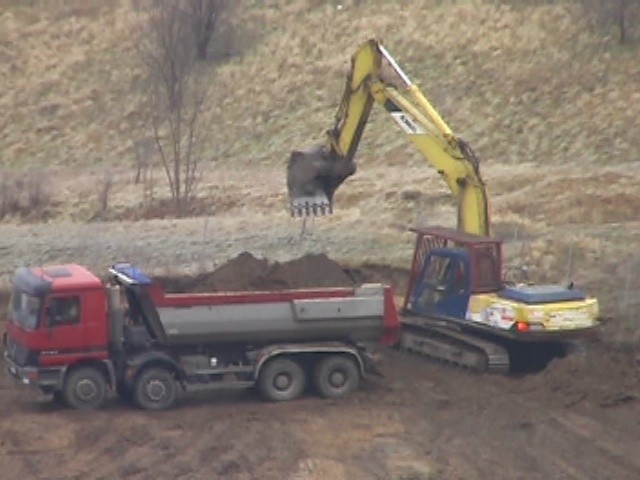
[409,248,471,319]
[403,227,503,317]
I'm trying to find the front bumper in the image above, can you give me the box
[4,352,63,390]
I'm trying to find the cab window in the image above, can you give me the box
[9,291,42,330]
[423,256,452,286]
[48,296,80,326]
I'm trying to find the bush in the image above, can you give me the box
[0,169,54,221]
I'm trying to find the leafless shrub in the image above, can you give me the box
[134,0,233,60]
[133,137,155,185]
[149,3,202,209]
[133,137,157,204]
[136,1,231,213]
[187,0,232,61]
[0,169,53,220]
[24,170,50,213]
[493,0,639,43]
[0,172,19,219]
[98,170,114,214]
[580,0,640,43]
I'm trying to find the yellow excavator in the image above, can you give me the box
[287,39,599,373]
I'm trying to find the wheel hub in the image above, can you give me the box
[146,379,167,401]
[328,370,347,388]
[75,379,97,401]
[274,373,292,391]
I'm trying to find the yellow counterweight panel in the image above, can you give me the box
[467,294,599,332]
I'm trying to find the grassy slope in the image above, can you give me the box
[1,0,639,170]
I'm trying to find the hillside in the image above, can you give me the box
[2,0,639,168]
[1,0,640,311]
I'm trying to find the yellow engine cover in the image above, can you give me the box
[465,292,599,333]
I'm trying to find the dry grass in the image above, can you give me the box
[1,0,639,171]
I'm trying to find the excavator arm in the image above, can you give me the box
[287,39,489,236]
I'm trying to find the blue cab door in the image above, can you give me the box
[409,248,471,320]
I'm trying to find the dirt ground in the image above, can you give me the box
[1,252,640,480]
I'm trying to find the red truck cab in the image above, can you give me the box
[4,265,110,391]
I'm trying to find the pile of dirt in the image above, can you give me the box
[156,251,354,293]
[199,251,270,291]
[264,253,356,290]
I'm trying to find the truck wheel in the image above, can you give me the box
[63,366,108,410]
[134,367,177,411]
[313,355,360,399]
[258,357,306,402]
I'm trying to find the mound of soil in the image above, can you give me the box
[156,251,354,292]
[201,251,271,291]
[263,253,354,290]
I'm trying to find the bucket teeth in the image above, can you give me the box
[290,195,333,217]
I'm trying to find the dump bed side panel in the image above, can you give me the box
[157,293,386,346]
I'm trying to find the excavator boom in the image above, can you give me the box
[287,38,489,236]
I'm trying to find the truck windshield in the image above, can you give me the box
[9,289,43,330]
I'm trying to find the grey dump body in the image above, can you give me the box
[156,285,386,346]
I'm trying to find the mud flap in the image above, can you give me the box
[361,349,384,377]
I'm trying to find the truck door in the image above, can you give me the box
[409,250,470,319]
[38,294,86,367]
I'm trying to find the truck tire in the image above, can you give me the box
[313,355,360,399]
[258,357,306,402]
[134,367,177,411]
[63,366,108,410]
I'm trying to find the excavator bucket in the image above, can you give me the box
[286,146,356,217]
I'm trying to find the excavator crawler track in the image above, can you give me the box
[400,316,510,374]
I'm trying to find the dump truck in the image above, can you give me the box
[3,263,400,410]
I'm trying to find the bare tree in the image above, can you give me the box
[581,0,640,44]
[187,0,230,61]
[618,0,629,43]
[98,170,114,214]
[133,136,157,204]
[141,0,205,210]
